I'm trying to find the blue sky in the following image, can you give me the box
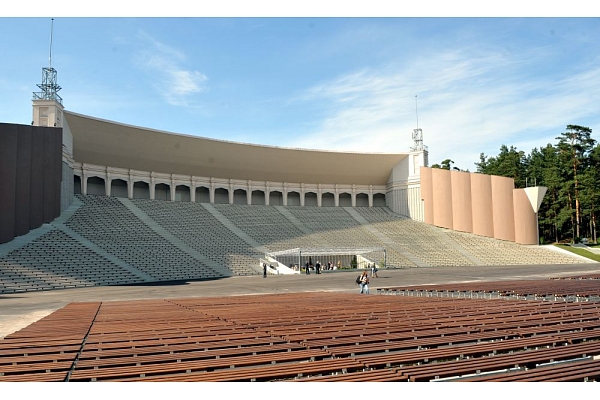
[2,6,600,172]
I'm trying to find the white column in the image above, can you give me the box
[150,173,156,200]
[105,170,111,197]
[265,182,270,206]
[229,180,234,204]
[334,184,339,207]
[169,176,175,202]
[128,170,134,199]
[317,184,322,207]
[190,178,196,203]
[247,181,252,205]
[283,182,288,206]
[352,184,356,207]
[82,171,88,195]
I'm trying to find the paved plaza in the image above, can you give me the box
[3,263,600,340]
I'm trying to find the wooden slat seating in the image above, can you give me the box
[111,357,366,382]
[0,302,99,381]
[2,292,600,381]
[378,277,600,301]
[456,357,600,382]
[355,334,570,369]
[316,330,519,357]
[294,367,402,382]
[69,348,332,381]
[392,340,600,382]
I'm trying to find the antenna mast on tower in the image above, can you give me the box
[410,95,426,152]
[33,18,62,106]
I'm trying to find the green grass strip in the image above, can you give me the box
[554,244,600,262]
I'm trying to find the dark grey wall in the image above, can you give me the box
[0,123,62,244]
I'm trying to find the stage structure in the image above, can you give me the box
[266,247,387,273]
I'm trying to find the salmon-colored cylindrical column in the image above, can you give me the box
[450,170,473,233]
[513,188,537,244]
[431,168,453,230]
[491,175,515,242]
[470,173,494,238]
[420,167,434,225]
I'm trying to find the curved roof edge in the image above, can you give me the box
[65,110,408,185]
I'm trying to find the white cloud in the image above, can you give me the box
[285,47,600,171]
[135,31,208,107]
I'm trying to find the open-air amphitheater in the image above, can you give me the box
[2,68,600,383]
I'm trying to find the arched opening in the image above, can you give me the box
[287,191,300,206]
[87,176,105,196]
[214,188,229,204]
[175,185,190,202]
[251,190,265,205]
[73,175,81,195]
[270,191,283,206]
[111,179,128,198]
[356,193,369,207]
[234,189,247,205]
[155,183,170,201]
[339,192,352,207]
[373,193,386,207]
[321,192,335,207]
[195,186,210,203]
[133,181,150,199]
[305,192,318,207]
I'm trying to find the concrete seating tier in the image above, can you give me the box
[131,199,261,276]
[1,193,587,293]
[0,229,144,294]
[445,230,585,265]
[353,207,474,266]
[212,204,321,252]
[283,207,414,267]
[66,195,221,281]
[3,291,600,382]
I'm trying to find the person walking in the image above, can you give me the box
[263,263,267,278]
[359,270,370,294]
[371,263,378,278]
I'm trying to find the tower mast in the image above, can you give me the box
[410,95,425,152]
[32,18,63,128]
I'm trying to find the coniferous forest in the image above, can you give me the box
[432,125,599,245]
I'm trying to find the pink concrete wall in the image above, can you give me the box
[431,168,453,230]
[491,175,516,242]
[420,167,537,245]
[513,189,538,245]
[450,170,473,233]
[470,173,494,238]
[420,166,434,225]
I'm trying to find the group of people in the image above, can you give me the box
[304,260,340,274]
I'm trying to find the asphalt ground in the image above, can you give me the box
[3,263,600,340]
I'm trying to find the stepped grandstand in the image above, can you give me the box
[0,66,590,295]
[0,192,587,294]
[3,65,600,384]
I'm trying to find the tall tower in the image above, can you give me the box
[31,19,74,212]
[32,18,64,128]
[409,95,428,175]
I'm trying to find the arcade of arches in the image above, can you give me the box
[73,169,387,208]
